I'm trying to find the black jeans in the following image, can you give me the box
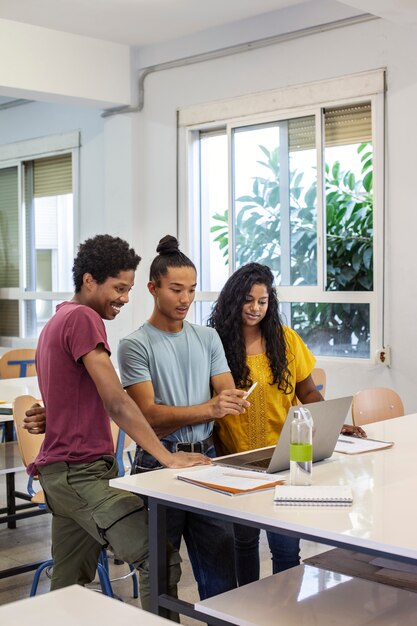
[132,439,237,599]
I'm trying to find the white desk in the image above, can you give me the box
[110,414,417,623]
[0,584,172,625]
[0,376,40,404]
[0,376,40,438]
[196,564,417,626]
[0,440,25,475]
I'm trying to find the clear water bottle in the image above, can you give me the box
[289,407,313,486]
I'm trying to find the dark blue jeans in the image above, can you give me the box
[132,443,237,600]
[233,523,300,586]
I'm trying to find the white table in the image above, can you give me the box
[0,375,40,448]
[110,414,417,623]
[0,584,172,625]
[196,563,417,626]
[0,440,25,475]
[0,376,40,438]
[0,375,40,404]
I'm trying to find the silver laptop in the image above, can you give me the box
[214,396,353,474]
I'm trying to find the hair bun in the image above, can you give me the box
[156,235,180,255]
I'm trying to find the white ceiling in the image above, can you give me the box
[0,0,414,49]
[0,0,306,47]
[0,0,415,50]
[0,0,415,106]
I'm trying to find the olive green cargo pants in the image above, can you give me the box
[38,456,181,612]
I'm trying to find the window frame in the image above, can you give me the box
[0,132,79,342]
[178,71,385,363]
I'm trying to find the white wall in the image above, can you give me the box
[0,18,131,107]
[0,102,139,363]
[131,15,417,412]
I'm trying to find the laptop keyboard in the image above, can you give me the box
[244,457,271,469]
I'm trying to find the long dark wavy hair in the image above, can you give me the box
[208,263,292,393]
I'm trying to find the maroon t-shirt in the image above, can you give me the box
[28,301,114,475]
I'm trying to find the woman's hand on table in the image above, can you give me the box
[341,423,367,438]
[23,404,46,434]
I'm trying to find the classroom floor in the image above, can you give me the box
[0,470,328,625]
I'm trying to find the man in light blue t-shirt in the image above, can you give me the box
[118,235,249,600]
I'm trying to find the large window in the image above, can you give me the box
[179,72,384,360]
[0,132,78,341]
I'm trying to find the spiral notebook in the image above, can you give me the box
[274,485,353,506]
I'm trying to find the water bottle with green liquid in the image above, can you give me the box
[289,407,313,486]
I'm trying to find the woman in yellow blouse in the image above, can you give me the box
[208,262,363,585]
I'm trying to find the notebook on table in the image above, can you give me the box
[176,465,285,496]
[214,396,353,474]
[274,485,353,506]
[335,434,393,454]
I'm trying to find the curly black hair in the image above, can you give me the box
[149,235,196,284]
[208,262,292,393]
[72,234,141,293]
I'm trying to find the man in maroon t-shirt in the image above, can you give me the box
[25,234,209,613]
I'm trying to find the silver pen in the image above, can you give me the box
[243,381,258,399]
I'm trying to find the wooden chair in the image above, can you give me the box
[12,394,45,504]
[311,367,326,397]
[12,395,136,599]
[352,387,404,427]
[0,349,37,379]
[297,367,326,405]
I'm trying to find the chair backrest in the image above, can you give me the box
[311,367,326,397]
[109,419,132,477]
[352,387,404,426]
[12,395,45,467]
[0,348,37,379]
[297,367,327,406]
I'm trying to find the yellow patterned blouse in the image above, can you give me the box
[215,326,316,454]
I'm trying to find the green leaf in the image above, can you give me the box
[363,246,373,269]
[363,171,373,192]
[268,186,280,208]
[258,145,271,159]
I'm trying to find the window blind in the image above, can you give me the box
[0,299,19,336]
[288,103,372,152]
[33,153,72,197]
[288,116,316,152]
[0,166,19,288]
[325,103,372,146]
[0,167,19,336]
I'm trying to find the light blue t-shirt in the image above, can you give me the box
[117,321,230,443]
